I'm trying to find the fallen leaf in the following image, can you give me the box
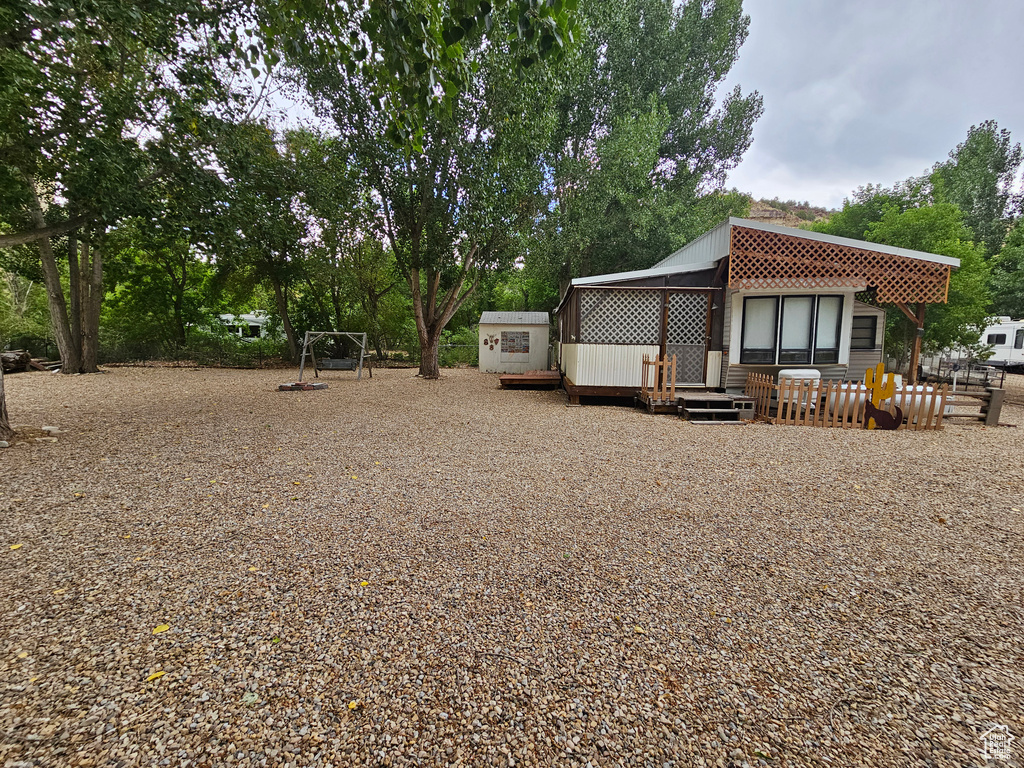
[17,651,28,659]
[9,544,23,551]
[146,671,166,682]
[348,700,361,710]
[634,626,646,635]
[152,624,170,635]
[123,534,130,539]
[53,588,66,595]
[248,566,257,572]
[271,637,281,644]
[360,581,369,587]
[351,475,358,480]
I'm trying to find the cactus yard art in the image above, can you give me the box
[863,363,902,430]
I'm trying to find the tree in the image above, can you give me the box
[931,120,1023,257]
[819,202,991,369]
[215,124,309,361]
[991,224,1024,318]
[296,16,559,378]
[0,0,256,373]
[533,0,761,287]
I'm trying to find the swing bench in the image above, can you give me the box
[297,331,372,381]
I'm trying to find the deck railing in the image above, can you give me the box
[640,354,677,405]
[744,374,951,431]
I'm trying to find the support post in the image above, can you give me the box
[357,332,365,381]
[908,303,926,385]
[298,331,309,381]
[984,387,1005,427]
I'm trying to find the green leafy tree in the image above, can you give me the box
[931,120,1023,257]
[297,18,559,378]
[991,224,1024,318]
[819,203,991,367]
[215,124,309,361]
[534,0,761,287]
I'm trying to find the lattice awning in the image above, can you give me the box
[728,226,951,304]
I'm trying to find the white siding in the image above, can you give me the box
[563,344,659,387]
[479,324,549,373]
[706,351,722,388]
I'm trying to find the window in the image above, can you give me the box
[851,316,878,350]
[1016,329,1023,350]
[739,297,778,364]
[987,333,1007,345]
[814,296,843,364]
[740,295,844,365]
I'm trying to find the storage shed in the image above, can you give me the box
[478,312,550,373]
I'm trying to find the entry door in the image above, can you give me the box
[666,293,709,385]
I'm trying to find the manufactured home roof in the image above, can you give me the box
[478,311,549,326]
[569,261,719,287]
[656,217,960,269]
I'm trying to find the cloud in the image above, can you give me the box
[722,0,1024,207]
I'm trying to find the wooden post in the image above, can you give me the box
[984,387,1005,426]
[298,331,310,381]
[908,302,926,385]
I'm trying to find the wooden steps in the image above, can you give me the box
[678,393,752,422]
[499,370,561,389]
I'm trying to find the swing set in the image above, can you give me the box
[297,331,371,381]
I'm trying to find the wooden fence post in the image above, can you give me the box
[984,387,1005,426]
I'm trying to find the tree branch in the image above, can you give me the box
[0,215,93,247]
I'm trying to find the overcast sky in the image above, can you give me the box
[720,0,1024,209]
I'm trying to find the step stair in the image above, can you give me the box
[678,393,756,423]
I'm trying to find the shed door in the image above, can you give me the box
[666,293,709,385]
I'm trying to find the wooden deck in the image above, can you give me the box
[499,370,562,389]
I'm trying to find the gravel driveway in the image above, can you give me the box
[1,367,1022,767]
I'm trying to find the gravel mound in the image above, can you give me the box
[1,367,1021,767]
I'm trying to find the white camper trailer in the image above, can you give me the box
[980,317,1024,372]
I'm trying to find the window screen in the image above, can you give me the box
[1016,329,1023,350]
[851,315,877,350]
[987,333,1007,345]
[813,296,843,364]
[779,296,814,364]
[740,297,779,364]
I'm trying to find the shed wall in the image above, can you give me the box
[479,324,549,373]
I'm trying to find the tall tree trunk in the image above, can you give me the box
[79,238,103,373]
[418,325,442,378]
[270,278,298,362]
[0,366,13,441]
[28,183,82,374]
[69,233,83,354]
[409,252,480,378]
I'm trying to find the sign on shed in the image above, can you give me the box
[478,312,550,373]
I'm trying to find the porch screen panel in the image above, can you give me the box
[667,292,708,384]
[779,296,813,364]
[579,289,661,344]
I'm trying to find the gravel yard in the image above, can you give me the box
[1,366,1022,768]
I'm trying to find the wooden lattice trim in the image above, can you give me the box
[728,226,951,304]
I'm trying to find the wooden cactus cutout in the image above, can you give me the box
[864,363,901,430]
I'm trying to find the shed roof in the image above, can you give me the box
[478,311,549,326]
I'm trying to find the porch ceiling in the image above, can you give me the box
[728,226,952,304]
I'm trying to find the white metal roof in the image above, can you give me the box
[478,311,549,325]
[656,217,961,269]
[570,261,719,287]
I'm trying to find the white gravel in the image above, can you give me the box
[1,366,1022,767]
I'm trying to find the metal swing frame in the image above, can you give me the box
[297,331,369,381]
